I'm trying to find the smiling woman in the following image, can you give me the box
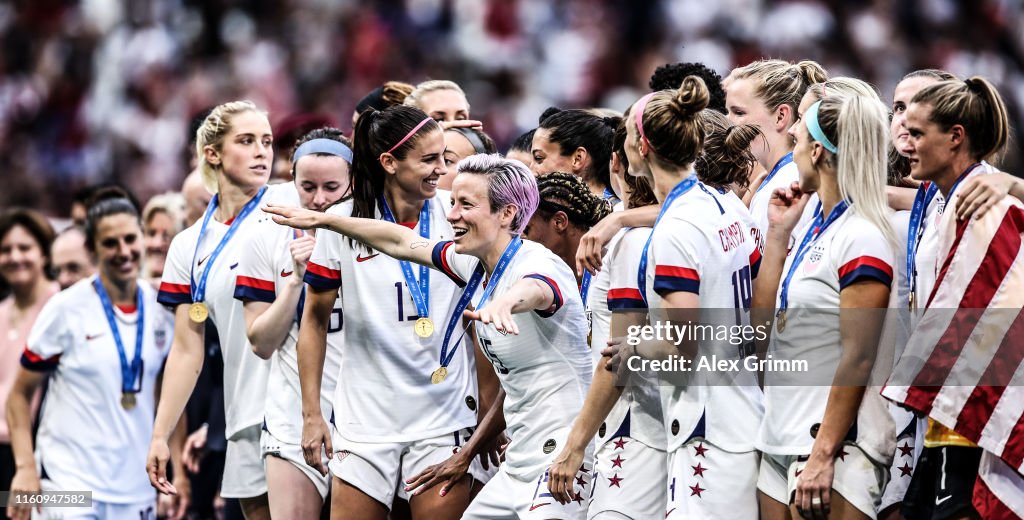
[264,153,594,520]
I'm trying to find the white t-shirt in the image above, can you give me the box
[158,183,298,438]
[604,226,666,449]
[233,220,343,444]
[758,208,897,464]
[304,196,477,442]
[432,239,592,478]
[646,184,764,453]
[23,276,172,503]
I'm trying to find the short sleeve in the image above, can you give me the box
[652,219,708,296]
[515,249,570,318]
[305,225,343,292]
[430,241,477,287]
[234,225,279,303]
[607,228,649,310]
[835,221,896,290]
[22,297,73,371]
[157,232,195,308]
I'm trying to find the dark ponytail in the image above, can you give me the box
[349,105,441,221]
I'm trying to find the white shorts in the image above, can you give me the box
[260,427,331,500]
[463,466,591,520]
[879,421,919,511]
[222,424,268,499]
[758,444,888,519]
[328,428,472,508]
[35,480,155,519]
[665,438,758,520]
[588,436,667,519]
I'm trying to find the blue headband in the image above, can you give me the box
[292,138,353,164]
[805,100,838,154]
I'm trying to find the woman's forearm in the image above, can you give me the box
[246,279,304,359]
[318,214,431,265]
[153,308,206,441]
[297,290,332,419]
[565,362,624,452]
[6,373,43,472]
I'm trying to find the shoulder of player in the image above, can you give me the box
[263,182,300,205]
[324,199,354,217]
[516,240,575,281]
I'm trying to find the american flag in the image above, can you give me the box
[881,166,1024,517]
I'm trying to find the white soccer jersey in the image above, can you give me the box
[758,208,897,465]
[646,183,764,453]
[432,239,593,478]
[158,183,299,438]
[603,226,666,449]
[304,196,477,442]
[22,276,172,503]
[912,189,946,312]
[750,155,800,248]
[233,219,343,444]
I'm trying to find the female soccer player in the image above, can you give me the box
[890,77,1014,520]
[725,59,828,243]
[291,105,481,520]
[265,153,595,520]
[753,91,897,520]
[142,193,185,287]
[7,197,178,520]
[441,126,497,190]
[233,127,352,519]
[532,109,620,204]
[148,100,298,520]
[523,171,611,286]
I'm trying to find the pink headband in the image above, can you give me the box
[634,92,657,149]
[385,117,433,155]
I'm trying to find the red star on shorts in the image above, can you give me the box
[608,474,623,488]
[576,475,587,488]
[573,493,585,504]
[899,463,913,477]
[898,442,913,458]
[692,463,707,477]
[611,455,625,468]
[613,438,628,450]
[689,483,705,497]
[836,449,848,462]
[693,442,709,458]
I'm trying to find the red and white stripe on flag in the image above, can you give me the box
[882,166,1024,513]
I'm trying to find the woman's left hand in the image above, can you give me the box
[793,452,835,520]
[547,446,586,504]
[956,171,1014,220]
[464,297,519,335]
[263,204,322,230]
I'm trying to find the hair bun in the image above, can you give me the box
[539,106,562,124]
[673,76,710,117]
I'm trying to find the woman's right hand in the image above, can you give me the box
[264,204,323,231]
[301,415,333,476]
[147,438,179,495]
[767,182,811,235]
[6,468,41,520]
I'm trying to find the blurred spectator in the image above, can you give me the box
[0,208,59,493]
[50,225,95,290]
[141,192,185,288]
[271,113,337,183]
[0,0,1020,215]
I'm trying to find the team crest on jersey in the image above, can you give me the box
[804,244,826,273]
[155,329,167,350]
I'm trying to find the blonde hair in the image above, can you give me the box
[806,77,880,103]
[814,94,896,246]
[142,192,186,235]
[911,76,1010,164]
[731,59,829,116]
[195,100,264,193]
[403,80,470,111]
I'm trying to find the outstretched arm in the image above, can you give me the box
[264,204,438,268]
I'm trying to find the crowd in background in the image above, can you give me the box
[0,0,1022,216]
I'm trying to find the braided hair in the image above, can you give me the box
[534,172,612,230]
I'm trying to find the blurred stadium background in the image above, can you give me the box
[1,0,1022,215]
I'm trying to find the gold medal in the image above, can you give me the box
[121,392,137,410]
[189,302,209,323]
[415,317,434,338]
[908,292,915,311]
[431,366,448,384]
[776,310,787,333]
